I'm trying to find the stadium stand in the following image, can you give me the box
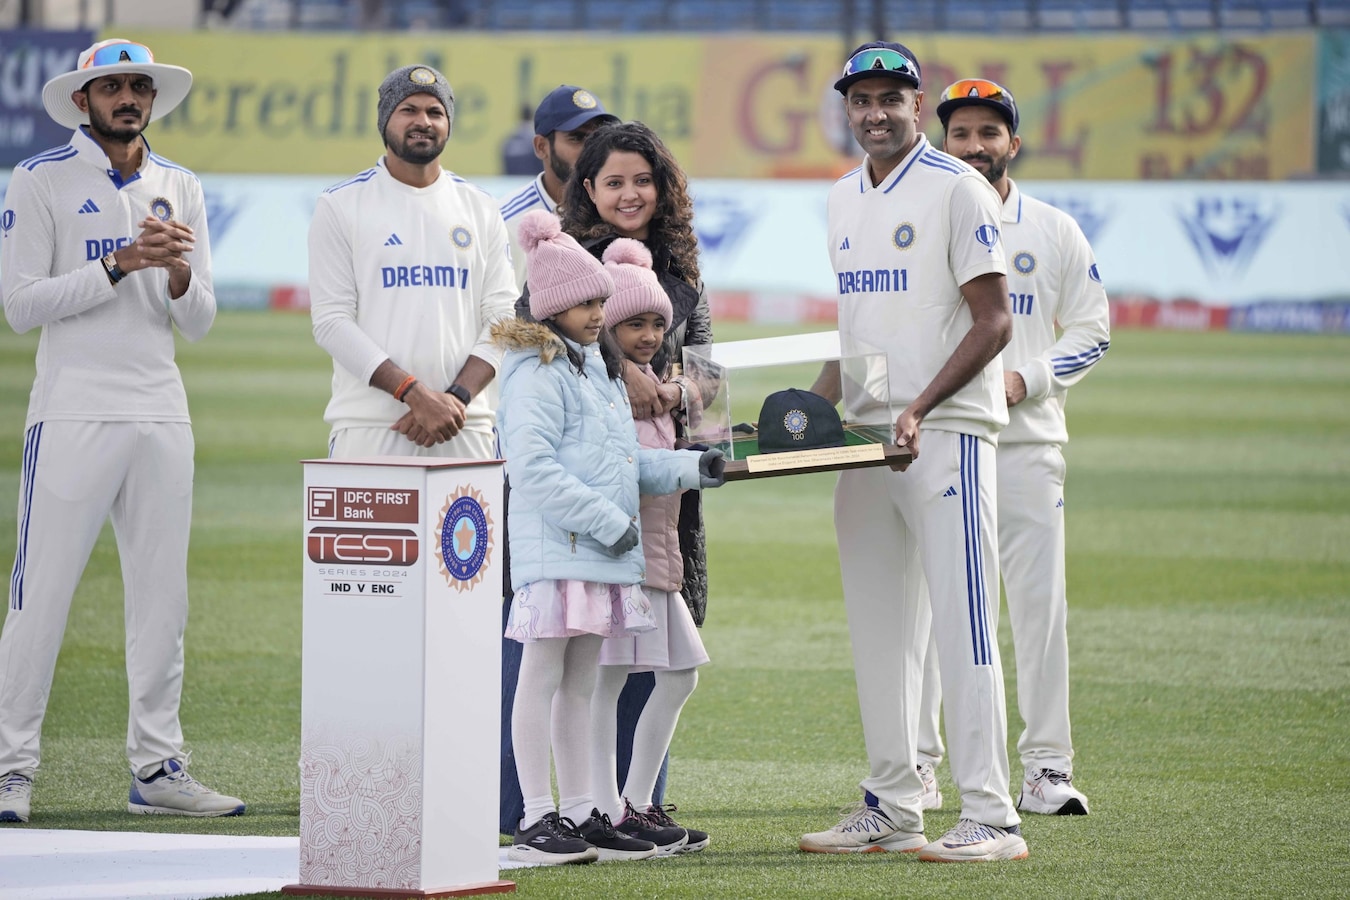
[202,0,1350,31]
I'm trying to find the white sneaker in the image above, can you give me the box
[1018,768,1089,815]
[0,773,32,823]
[799,791,926,853]
[128,758,245,817]
[918,818,1029,862]
[917,762,942,810]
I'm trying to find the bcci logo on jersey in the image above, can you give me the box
[1177,195,1277,281]
[436,488,494,592]
[892,223,915,250]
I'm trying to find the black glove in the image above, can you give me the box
[698,447,727,488]
[605,522,639,557]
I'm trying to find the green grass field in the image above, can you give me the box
[0,313,1347,899]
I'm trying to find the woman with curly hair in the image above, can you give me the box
[505,121,713,830]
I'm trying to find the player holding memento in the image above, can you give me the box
[918,77,1110,816]
[0,39,242,822]
[309,63,518,460]
[800,41,1026,862]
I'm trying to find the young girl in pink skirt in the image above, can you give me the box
[494,210,723,865]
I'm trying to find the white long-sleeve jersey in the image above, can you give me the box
[827,136,1009,441]
[309,160,519,433]
[998,180,1111,445]
[499,172,554,290]
[1,128,215,429]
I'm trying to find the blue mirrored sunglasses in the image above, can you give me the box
[842,48,917,80]
[83,42,154,70]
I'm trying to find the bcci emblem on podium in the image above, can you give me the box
[436,487,494,591]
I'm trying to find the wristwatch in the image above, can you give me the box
[100,253,126,285]
[446,384,471,405]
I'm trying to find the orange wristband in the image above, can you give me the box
[393,375,418,402]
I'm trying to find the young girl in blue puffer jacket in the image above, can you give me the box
[494,210,723,866]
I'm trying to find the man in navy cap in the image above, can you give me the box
[799,40,1027,862]
[499,85,618,288]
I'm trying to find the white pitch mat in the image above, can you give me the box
[0,830,532,900]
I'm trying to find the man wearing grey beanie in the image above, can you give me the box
[309,63,517,461]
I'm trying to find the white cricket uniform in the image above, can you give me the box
[309,160,519,460]
[827,135,1018,830]
[0,127,215,779]
[498,173,554,290]
[917,180,1111,777]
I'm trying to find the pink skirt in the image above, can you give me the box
[505,579,657,643]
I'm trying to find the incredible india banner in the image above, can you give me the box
[105,29,1314,179]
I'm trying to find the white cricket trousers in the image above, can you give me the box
[0,421,194,780]
[834,429,1018,831]
[328,425,495,460]
[917,442,1074,776]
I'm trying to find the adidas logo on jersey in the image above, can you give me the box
[78,199,100,214]
[1056,498,1064,508]
[839,237,850,250]
[384,233,403,246]
[942,486,958,498]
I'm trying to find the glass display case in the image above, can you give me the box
[681,331,910,480]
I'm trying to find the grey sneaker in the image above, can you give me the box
[508,812,599,865]
[917,762,943,810]
[918,818,1028,862]
[0,773,32,823]
[799,791,926,853]
[128,758,245,817]
[1019,768,1089,815]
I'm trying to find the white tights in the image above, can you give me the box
[590,666,698,821]
[512,634,604,828]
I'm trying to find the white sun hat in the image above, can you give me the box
[42,38,193,130]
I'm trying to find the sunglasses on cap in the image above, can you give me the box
[841,47,919,82]
[938,78,1012,105]
[82,41,155,69]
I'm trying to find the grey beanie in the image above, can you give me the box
[377,64,454,140]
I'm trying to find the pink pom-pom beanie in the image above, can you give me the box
[601,238,672,327]
[519,210,615,320]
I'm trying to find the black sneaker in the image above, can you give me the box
[615,798,688,856]
[647,802,710,853]
[577,808,658,861]
[508,812,599,865]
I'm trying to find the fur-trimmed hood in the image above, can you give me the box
[491,317,565,364]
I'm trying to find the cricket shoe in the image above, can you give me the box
[1019,768,1089,815]
[0,773,32,823]
[508,812,599,864]
[799,791,926,853]
[917,762,943,810]
[577,808,658,861]
[918,818,1028,862]
[128,758,245,817]
[615,799,688,856]
[645,802,709,853]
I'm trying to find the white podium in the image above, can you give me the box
[285,457,514,898]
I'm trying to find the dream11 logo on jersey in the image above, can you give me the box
[1176,195,1278,281]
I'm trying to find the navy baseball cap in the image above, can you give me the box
[936,78,1020,134]
[834,41,922,95]
[533,85,619,136]
[757,389,846,454]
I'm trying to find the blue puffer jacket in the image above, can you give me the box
[493,319,703,591]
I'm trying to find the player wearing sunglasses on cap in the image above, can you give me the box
[913,78,1109,819]
[800,41,1026,862]
[1,39,242,823]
